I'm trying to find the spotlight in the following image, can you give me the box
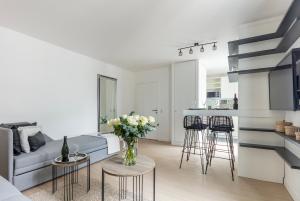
[179,49,183,56]
[189,48,193,54]
[200,45,204,52]
[212,42,217,51]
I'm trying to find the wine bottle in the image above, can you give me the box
[233,93,238,110]
[61,136,69,162]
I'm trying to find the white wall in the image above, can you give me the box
[220,76,238,99]
[0,26,135,140]
[198,62,207,108]
[134,66,171,141]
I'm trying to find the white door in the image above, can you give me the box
[135,82,159,140]
[173,61,198,145]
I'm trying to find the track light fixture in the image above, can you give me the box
[212,42,217,51]
[179,49,183,56]
[177,41,217,56]
[200,45,204,52]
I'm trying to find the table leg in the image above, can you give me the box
[87,159,91,192]
[69,167,72,200]
[102,169,105,201]
[71,166,74,200]
[142,175,143,201]
[153,168,156,201]
[64,167,66,201]
[119,177,127,200]
[52,165,57,194]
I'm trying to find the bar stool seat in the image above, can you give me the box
[210,125,233,132]
[186,123,208,130]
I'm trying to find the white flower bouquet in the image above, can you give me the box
[108,113,156,165]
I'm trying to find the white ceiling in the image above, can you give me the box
[0,0,292,74]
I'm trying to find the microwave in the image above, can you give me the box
[207,91,221,98]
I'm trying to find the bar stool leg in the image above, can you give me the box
[187,130,194,161]
[198,131,205,174]
[179,130,188,168]
[193,131,198,154]
[225,133,234,181]
[229,132,235,170]
[205,131,214,174]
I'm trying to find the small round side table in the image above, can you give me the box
[101,155,156,201]
[52,153,91,201]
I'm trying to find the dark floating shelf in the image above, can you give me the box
[239,127,300,145]
[227,0,300,74]
[228,18,300,60]
[227,65,292,76]
[239,143,300,169]
[228,0,300,47]
[274,131,300,146]
[239,127,275,132]
[228,49,281,60]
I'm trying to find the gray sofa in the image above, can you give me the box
[0,176,31,201]
[0,127,111,191]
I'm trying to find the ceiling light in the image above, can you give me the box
[179,49,183,56]
[177,41,216,56]
[212,42,217,51]
[200,45,204,52]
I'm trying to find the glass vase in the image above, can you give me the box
[124,142,137,166]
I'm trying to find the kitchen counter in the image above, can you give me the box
[183,108,239,116]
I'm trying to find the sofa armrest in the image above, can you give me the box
[0,128,13,182]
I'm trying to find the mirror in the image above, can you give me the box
[98,75,117,133]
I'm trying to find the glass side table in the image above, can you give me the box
[52,153,91,201]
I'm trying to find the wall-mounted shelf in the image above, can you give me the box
[227,65,292,82]
[239,127,300,146]
[227,0,300,74]
[240,143,300,169]
[228,49,281,60]
[274,131,300,146]
[228,18,300,62]
[239,127,275,132]
[228,0,300,55]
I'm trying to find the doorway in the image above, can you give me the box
[135,82,159,140]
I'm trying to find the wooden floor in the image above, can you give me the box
[24,139,293,201]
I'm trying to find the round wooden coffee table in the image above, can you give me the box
[101,155,156,201]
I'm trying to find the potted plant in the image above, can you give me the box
[108,113,156,166]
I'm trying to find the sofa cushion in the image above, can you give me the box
[14,135,107,175]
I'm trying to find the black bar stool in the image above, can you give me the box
[179,115,208,174]
[205,116,235,181]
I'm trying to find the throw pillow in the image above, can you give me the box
[0,122,37,155]
[28,131,46,152]
[18,126,42,153]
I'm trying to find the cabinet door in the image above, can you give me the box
[172,61,198,145]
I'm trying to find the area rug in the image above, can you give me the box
[27,175,150,201]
